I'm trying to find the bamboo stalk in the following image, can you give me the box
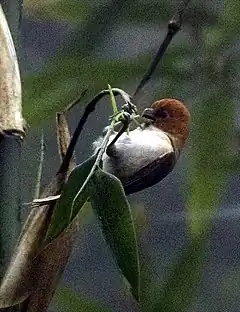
[0,3,24,279]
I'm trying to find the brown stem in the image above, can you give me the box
[133,0,191,98]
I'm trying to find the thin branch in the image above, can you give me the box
[27,88,132,207]
[133,0,191,98]
[56,113,69,163]
[70,121,114,216]
[58,88,132,174]
[56,112,77,174]
[70,85,137,221]
[34,130,45,200]
[63,89,87,113]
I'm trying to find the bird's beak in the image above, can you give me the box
[142,108,156,121]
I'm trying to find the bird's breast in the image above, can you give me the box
[101,126,174,180]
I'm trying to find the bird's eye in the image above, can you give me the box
[155,109,169,119]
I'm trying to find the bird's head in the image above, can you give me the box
[142,99,191,149]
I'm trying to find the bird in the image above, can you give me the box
[93,99,190,195]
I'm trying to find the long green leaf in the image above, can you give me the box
[89,168,140,301]
[22,46,192,127]
[52,286,110,312]
[147,236,206,312]
[46,156,96,242]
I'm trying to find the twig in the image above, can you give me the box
[69,120,115,221]
[133,0,191,98]
[58,88,132,174]
[108,84,118,114]
[69,85,134,220]
[56,113,70,163]
[34,130,45,200]
[63,89,87,113]
[31,88,133,207]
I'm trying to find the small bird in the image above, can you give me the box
[94,99,190,195]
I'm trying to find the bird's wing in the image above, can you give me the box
[122,151,176,195]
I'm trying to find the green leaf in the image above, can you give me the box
[89,168,140,301]
[22,47,192,127]
[46,156,96,242]
[24,0,89,23]
[148,236,206,312]
[52,286,110,312]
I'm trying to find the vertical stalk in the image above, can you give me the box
[0,0,23,54]
[0,3,24,279]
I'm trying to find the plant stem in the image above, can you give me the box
[0,4,24,279]
[108,84,118,114]
[0,134,22,278]
[70,120,115,221]
[133,0,191,97]
[34,131,45,200]
[70,85,132,220]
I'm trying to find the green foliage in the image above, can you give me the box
[22,0,240,311]
[45,90,140,301]
[22,45,195,127]
[46,156,96,242]
[148,3,237,311]
[89,169,140,301]
[22,57,143,126]
[46,158,140,301]
[24,0,89,23]
[147,237,205,312]
[52,286,110,312]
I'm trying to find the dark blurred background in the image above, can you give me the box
[19,0,240,311]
